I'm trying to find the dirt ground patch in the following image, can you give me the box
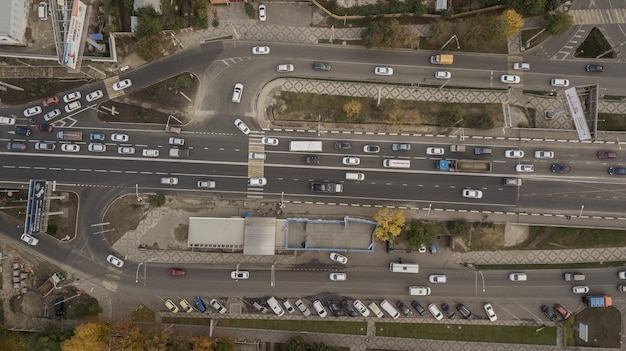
[102,195,152,245]
[573,306,621,348]
[271,91,505,129]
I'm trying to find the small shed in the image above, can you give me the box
[436,0,448,11]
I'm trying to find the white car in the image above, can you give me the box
[295,299,312,317]
[353,300,370,317]
[513,62,530,70]
[161,177,179,185]
[534,150,554,159]
[24,106,42,117]
[551,78,569,87]
[35,142,56,151]
[418,244,427,253]
[500,75,521,84]
[230,271,250,280]
[435,71,451,79]
[374,66,394,76]
[258,4,266,21]
[43,109,61,121]
[113,79,132,91]
[462,188,483,199]
[209,298,227,314]
[509,273,527,282]
[0,116,16,125]
[169,137,185,146]
[428,303,444,321]
[363,145,380,153]
[111,133,129,142]
[165,299,179,313]
[106,254,124,268]
[484,303,497,321]
[329,252,348,264]
[619,271,626,279]
[429,274,447,284]
[426,147,445,156]
[142,149,159,157]
[61,143,80,153]
[63,92,81,103]
[20,233,39,246]
[234,119,250,135]
[329,272,347,281]
[248,178,267,186]
[118,146,135,154]
[516,164,534,173]
[342,157,360,165]
[261,137,279,145]
[505,149,524,158]
[86,90,104,102]
[276,64,294,73]
[64,101,81,113]
[312,299,327,317]
[252,46,270,55]
[88,143,106,153]
[197,180,216,188]
[232,83,244,103]
[572,286,590,294]
[179,299,193,313]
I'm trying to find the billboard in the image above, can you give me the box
[61,0,87,70]
[564,87,592,141]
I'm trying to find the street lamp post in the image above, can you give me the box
[579,205,585,218]
[234,262,240,282]
[271,261,276,288]
[280,192,285,209]
[135,184,142,202]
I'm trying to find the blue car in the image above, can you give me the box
[430,244,437,254]
[194,297,206,313]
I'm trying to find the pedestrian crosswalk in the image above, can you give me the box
[570,9,626,25]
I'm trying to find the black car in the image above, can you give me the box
[585,64,603,72]
[327,300,341,317]
[396,301,412,317]
[304,155,319,165]
[334,141,351,150]
[541,305,557,322]
[54,297,64,317]
[456,304,474,320]
[411,301,425,315]
[609,167,626,175]
[441,303,456,319]
[551,163,571,174]
[14,125,32,136]
[340,299,357,317]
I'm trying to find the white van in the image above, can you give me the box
[380,299,400,319]
[383,159,411,169]
[345,172,365,181]
[409,286,431,296]
[267,296,285,317]
[38,2,48,20]
[368,302,384,318]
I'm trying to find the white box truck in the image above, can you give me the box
[289,141,323,152]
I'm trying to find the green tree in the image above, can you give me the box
[284,337,307,351]
[135,7,163,38]
[405,221,437,249]
[473,114,494,130]
[544,12,573,35]
[438,105,464,127]
[306,343,334,351]
[175,74,193,90]
[214,338,236,351]
[361,19,405,49]
[136,35,163,61]
[502,0,547,16]
[373,208,406,242]
[28,325,73,351]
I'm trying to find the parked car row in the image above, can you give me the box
[164,297,227,314]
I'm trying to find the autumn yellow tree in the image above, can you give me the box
[109,319,144,351]
[503,9,524,36]
[373,208,406,242]
[61,322,109,351]
[192,335,214,351]
[343,100,362,120]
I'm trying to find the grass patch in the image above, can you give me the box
[603,95,626,101]
[574,27,616,59]
[376,323,556,345]
[564,317,576,346]
[318,39,364,46]
[162,316,213,326]
[131,304,155,323]
[218,319,367,335]
[475,261,626,270]
[521,28,551,50]
[598,113,626,131]
[530,226,626,250]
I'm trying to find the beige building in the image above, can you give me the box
[0,0,28,45]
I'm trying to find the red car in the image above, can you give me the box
[35,123,53,132]
[553,303,571,320]
[168,268,186,277]
[597,151,617,159]
[43,96,59,107]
